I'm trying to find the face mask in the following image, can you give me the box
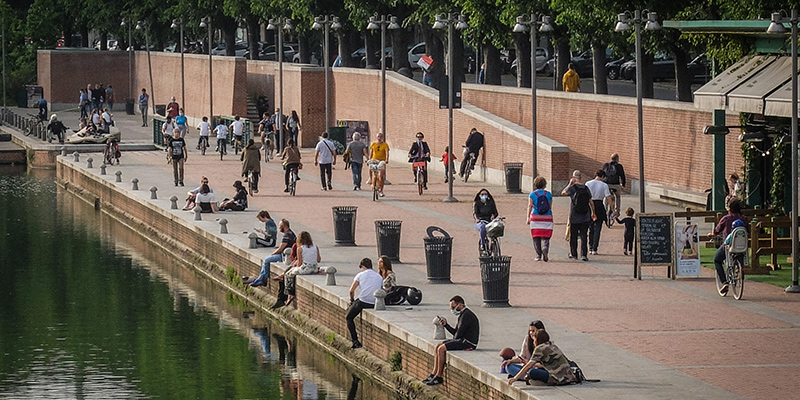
[480,194,488,202]
[450,307,461,316]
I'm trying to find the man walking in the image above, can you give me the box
[423,295,480,386]
[314,131,337,191]
[562,171,595,261]
[562,63,581,92]
[138,88,149,127]
[346,258,383,349]
[602,153,626,217]
[585,170,614,255]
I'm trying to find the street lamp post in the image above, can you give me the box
[3,15,6,110]
[614,10,660,214]
[513,14,553,184]
[267,18,293,152]
[121,18,133,108]
[200,17,213,125]
[434,13,468,203]
[367,14,400,143]
[136,21,155,117]
[767,10,799,293]
[312,15,342,131]
[171,18,185,108]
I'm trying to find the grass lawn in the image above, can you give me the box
[699,246,794,288]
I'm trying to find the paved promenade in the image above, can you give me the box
[13,109,800,400]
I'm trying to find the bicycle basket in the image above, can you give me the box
[486,219,505,239]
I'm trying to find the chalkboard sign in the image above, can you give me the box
[637,214,674,268]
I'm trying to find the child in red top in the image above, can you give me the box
[441,146,456,183]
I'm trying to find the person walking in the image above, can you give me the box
[527,176,553,261]
[441,146,456,183]
[346,132,368,190]
[562,63,581,92]
[79,88,89,118]
[346,258,383,349]
[314,132,337,191]
[287,110,301,146]
[585,170,614,255]
[175,108,188,138]
[240,139,262,194]
[105,85,115,111]
[167,129,187,186]
[138,88,149,127]
[562,171,595,261]
[166,96,180,119]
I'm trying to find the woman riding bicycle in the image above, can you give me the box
[240,139,261,194]
[408,132,431,190]
[473,188,499,252]
[281,138,302,193]
[707,199,747,295]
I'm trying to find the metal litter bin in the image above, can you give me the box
[480,256,511,307]
[125,98,135,115]
[504,162,523,193]
[332,206,357,246]
[423,226,452,283]
[375,220,402,261]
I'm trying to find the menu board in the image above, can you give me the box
[637,214,674,266]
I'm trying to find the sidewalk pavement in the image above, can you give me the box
[40,109,800,400]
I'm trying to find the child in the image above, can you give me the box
[615,207,636,255]
[441,146,456,183]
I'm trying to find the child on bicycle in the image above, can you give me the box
[615,207,636,255]
[441,146,456,183]
[707,199,747,295]
[214,119,228,155]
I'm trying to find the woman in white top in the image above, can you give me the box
[195,184,217,212]
[284,231,321,305]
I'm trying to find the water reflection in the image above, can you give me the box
[0,170,402,400]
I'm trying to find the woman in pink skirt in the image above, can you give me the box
[527,176,554,261]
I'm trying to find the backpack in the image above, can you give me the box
[603,162,618,183]
[568,360,600,384]
[534,191,550,214]
[572,185,591,214]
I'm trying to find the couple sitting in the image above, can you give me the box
[183,179,247,212]
[500,320,578,386]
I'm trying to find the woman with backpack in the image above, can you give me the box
[527,176,553,261]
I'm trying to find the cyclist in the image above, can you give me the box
[230,115,245,150]
[602,153,626,217]
[214,118,228,155]
[408,132,431,190]
[36,98,48,121]
[46,114,66,144]
[240,139,262,194]
[473,188,499,252]
[707,199,747,295]
[196,116,211,151]
[460,127,484,178]
[258,112,274,160]
[368,132,390,197]
[281,139,302,193]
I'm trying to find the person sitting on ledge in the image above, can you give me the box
[423,295,480,386]
[195,183,216,213]
[500,320,546,379]
[248,219,296,288]
[184,177,213,210]
[254,210,278,247]
[219,181,248,211]
[506,329,577,386]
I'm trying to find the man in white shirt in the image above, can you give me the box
[161,116,176,138]
[229,115,244,149]
[314,131,337,191]
[196,116,211,150]
[346,258,383,349]
[585,170,614,255]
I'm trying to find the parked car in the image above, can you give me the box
[510,48,552,77]
[210,43,227,55]
[258,43,297,61]
[605,57,630,80]
[620,53,710,82]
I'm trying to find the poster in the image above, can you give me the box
[336,120,370,144]
[675,223,701,276]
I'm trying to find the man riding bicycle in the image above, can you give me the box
[460,128,484,178]
[602,153,626,217]
[707,199,747,295]
[408,132,431,190]
[369,132,390,197]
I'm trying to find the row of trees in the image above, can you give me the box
[2,0,798,102]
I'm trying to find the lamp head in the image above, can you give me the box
[432,14,445,30]
[312,16,323,30]
[331,17,342,30]
[284,19,293,30]
[615,13,630,32]
[266,19,276,30]
[367,15,379,30]
[135,21,145,30]
[645,12,661,30]
[120,18,128,27]
[199,17,209,28]
[703,126,730,135]
[540,16,554,32]
[171,18,180,29]
[512,16,528,33]
[388,15,400,30]
[456,14,468,30]
[767,12,788,33]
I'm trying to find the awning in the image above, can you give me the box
[693,54,799,118]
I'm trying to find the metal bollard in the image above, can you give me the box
[248,233,259,249]
[325,267,337,286]
[131,178,139,190]
[150,186,158,200]
[373,289,387,311]
[100,164,106,175]
[433,317,446,340]
[193,205,202,221]
[86,158,93,169]
[73,152,80,162]
[283,248,292,266]
[115,171,122,182]
[219,218,228,234]
[61,148,67,157]
[170,195,178,209]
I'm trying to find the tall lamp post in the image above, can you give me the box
[513,14,553,184]
[120,18,133,108]
[434,13,468,203]
[312,15,342,131]
[767,10,799,293]
[267,18,293,152]
[171,18,185,108]
[200,17,213,125]
[136,20,155,116]
[614,10,660,213]
[367,14,400,142]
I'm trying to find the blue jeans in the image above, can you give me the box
[507,363,523,378]
[351,162,362,188]
[527,367,550,383]
[714,245,727,284]
[253,253,283,284]
[476,221,488,248]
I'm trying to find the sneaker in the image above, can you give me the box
[568,254,576,259]
[328,185,333,191]
[422,374,436,384]
[719,283,729,295]
[543,253,549,262]
[354,186,358,191]
[283,188,290,193]
[379,191,385,197]
[444,178,448,183]
[423,184,428,190]
[534,256,542,261]
[623,250,629,256]
[321,187,327,191]
[426,377,444,386]
[179,182,184,186]
[589,250,596,255]
[351,340,362,349]
[581,256,589,262]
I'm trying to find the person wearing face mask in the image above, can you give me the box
[423,295,480,386]
[473,189,499,252]
[175,108,187,138]
[407,131,431,190]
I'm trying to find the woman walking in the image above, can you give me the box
[527,176,553,261]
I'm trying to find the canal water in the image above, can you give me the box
[0,167,401,400]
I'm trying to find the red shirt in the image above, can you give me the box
[441,151,456,164]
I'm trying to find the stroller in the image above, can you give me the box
[104,138,121,165]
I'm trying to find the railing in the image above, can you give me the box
[152,115,167,147]
[216,115,252,144]
[1,107,48,141]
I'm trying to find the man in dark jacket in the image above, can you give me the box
[459,128,484,177]
[408,131,431,189]
[423,295,480,386]
[602,153,626,216]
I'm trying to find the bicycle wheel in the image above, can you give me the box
[417,168,424,195]
[290,172,297,196]
[248,171,256,195]
[731,257,745,300]
[201,140,207,155]
[463,162,471,183]
[490,238,501,257]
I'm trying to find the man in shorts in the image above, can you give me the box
[368,132,390,197]
[423,295,480,386]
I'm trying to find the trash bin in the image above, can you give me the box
[375,220,402,261]
[155,104,166,116]
[332,206,357,246]
[504,162,524,193]
[125,98,135,115]
[479,256,511,307]
[423,226,452,284]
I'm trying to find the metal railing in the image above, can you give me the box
[1,107,48,141]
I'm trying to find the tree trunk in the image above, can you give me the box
[592,45,608,94]
[391,26,412,71]
[554,41,570,91]
[515,33,531,88]
[296,32,312,64]
[425,29,445,89]
[247,17,260,60]
[674,49,692,102]
[451,31,465,84]
[364,31,380,69]
[641,53,654,99]
[81,26,89,48]
[483,44,502,85]
[340,30,360,68]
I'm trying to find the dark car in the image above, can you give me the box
[258,43,297,61]
[620,53,710,83]
[605,57,630,80]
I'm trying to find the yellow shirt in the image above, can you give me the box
[562,69,580,92]
[370,141,390,161]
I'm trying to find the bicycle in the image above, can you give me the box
[199,136,209,155]
[413,161,427,195]
[368,160,385,201]
[604,186,620,228]
[716,226,747,300]
[103,139,120,165]
[287,165,299,196]
[246,169,257,195]
[217,138,227,161]
[481,217,506,257]
[26,113,45,136]
[461,147,478,183]
[233,135,244,155]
